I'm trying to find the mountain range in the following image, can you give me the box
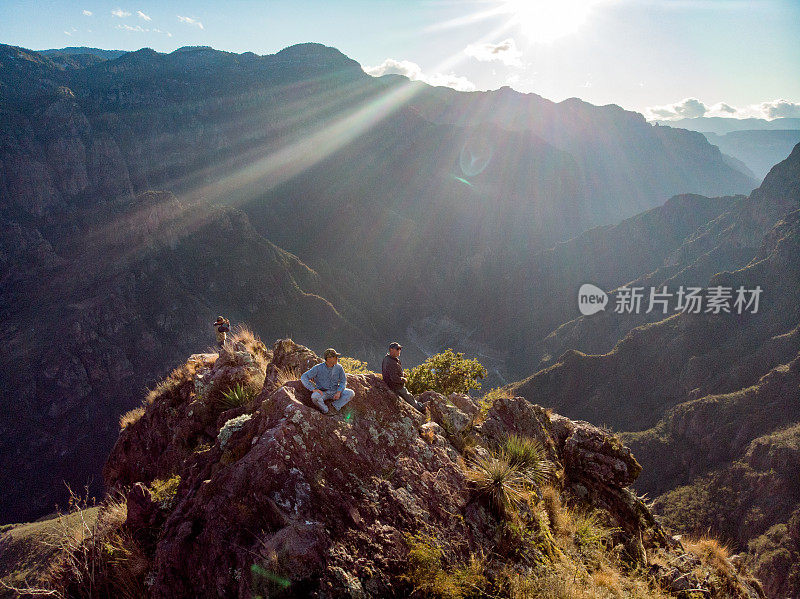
[0,43,796,599]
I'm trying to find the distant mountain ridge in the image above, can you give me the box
[653,116,800,135]
[704,129,800,180]
[39,47,128,61]
[651,116,800,180]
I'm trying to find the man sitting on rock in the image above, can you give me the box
[300,348,355,414]
[381,342,425,414]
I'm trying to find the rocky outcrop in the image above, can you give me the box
[97,339,764,598]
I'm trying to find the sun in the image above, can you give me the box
[500,0,608,43]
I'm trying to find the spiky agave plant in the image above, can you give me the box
[502,434,554,487]
[466,452,529,518]
[218,382,256,410]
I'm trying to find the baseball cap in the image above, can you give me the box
[323,348,342,359]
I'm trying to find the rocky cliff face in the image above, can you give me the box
[76,338,763,598]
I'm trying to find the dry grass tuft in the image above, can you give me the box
[229,324,271,370]
[44,492,149,599]
[274,366,302,388]
[542,486,567,535]
[118,407,145,431]
[144,357,210,405]
[592,567,623,598]
[686,536,735,579]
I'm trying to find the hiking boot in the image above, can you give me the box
[312,394,329,414]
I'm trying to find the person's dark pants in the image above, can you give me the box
[394,386,424,413]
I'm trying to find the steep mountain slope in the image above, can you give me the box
[506,205,799,433]
[704,130,800,180]
[409,84,756,225]
[0,190,365,525]
[502,160,799,597]
[535,143,800,372]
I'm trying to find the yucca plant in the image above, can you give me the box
[466,453,529,518]
[502,434,554,487]
[218,382,256,410]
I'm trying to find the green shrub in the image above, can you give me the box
[406,349,487,396]
[502,435,553,487]
[403,533,489,598]
[149,474,181,510]
[339,356,370,374]
[218,382,258,410]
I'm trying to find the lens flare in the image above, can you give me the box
[460,137,493,177]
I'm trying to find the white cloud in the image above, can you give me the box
[82,10,92,16]
[363,59,476,92]
[177,15,204,29]
[760,99,800,119]
[137,10,151,21]
[714,102,737,114]
[116,23,147,32]
[152,28,172,37]
[111,8,131,17]
[64,30,72,36]
[464,38,523,68]
[647,97,800,121]
[647,97,708,119]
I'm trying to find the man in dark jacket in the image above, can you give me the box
[214,316,230,349]
[381,342,425,413]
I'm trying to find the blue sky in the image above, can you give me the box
[2,0,799,119]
